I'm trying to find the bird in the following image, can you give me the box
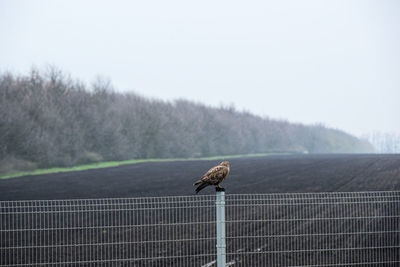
[193,161,230,194]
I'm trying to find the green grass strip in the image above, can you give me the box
[0,153,283,179]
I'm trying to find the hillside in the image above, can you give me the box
[0,68,374,174]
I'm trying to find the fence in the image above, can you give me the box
[1,191,399,266]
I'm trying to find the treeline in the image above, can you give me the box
[0,68,374,174]
[363,132,400,153]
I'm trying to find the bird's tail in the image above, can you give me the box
[193,180,202,186]
[195,182,208,194]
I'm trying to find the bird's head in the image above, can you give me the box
[220,161,230,168]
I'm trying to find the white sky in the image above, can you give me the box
[1,0,399,136]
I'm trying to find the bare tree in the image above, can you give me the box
[0,68,375,174]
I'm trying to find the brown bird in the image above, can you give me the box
[193,161,230,194]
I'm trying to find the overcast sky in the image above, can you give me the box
[1,0,399,137]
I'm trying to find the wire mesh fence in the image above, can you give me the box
[1,196,217,266]
[1,191,399,266]
[225,191,400,266]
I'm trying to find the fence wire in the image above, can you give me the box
[1,196,216,266]
[225,191,400,266]
[1,191,399,266]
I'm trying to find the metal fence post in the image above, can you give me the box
[216,188,226,267]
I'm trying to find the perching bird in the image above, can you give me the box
[193,161,230,194]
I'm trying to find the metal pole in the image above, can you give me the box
[216,188,226,267]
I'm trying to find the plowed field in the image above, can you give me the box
[1,154,399,200]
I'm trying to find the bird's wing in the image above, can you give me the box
[200,166,229,184]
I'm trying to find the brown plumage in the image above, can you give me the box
[193,161,230,194]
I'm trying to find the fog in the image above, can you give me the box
[1,0,399,136]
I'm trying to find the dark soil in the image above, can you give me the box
[1,154,400,201]
[1,154,399,266]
